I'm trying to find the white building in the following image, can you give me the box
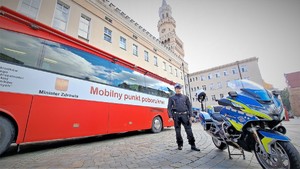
[188,57,264,109]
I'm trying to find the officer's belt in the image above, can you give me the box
[173,111,187,115]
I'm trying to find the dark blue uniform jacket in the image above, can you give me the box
[167,94,192,118]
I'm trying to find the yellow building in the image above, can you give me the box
[1,0,188,91]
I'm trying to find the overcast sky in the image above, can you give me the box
[109,0,300,89]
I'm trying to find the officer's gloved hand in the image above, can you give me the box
[189,117,194,124]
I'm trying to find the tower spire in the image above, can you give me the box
[162,0,167,6]
[157,0,185,58]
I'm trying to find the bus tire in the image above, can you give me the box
[0,116,15,156]
[151,116,162,133]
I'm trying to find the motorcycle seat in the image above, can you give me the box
[211,113,224,122]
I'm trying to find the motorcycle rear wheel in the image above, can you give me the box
[212,137,227,150]
[254,141,300,169]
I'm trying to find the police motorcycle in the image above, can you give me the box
[198,79,300,169]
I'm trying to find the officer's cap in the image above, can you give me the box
[174,83,182,89]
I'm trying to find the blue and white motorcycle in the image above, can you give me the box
[198,79,300,169]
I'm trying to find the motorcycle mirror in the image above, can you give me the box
[218,99,232,107]
[272,90,280,97]
[228,91,238,97]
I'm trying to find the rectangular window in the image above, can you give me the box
[208,74,212,80]
[144,51,149,61]
[169,65,173,74]
[53,1,70,32]
[217,82,222,89]
[226,80,230,87]
[232,68,237,74]
[119,36,126,50]
[209,83,214,90]
[223,71,228,76]
[133,44,138,56]
[212,95,216,101]
[163,61,167,70]
[18,0,41,19]
[180,72,183,79]
[104,27,112,43]
[78,14,91,40]
[202,85,207,91]
[175,69,178,77]
[201,76,205,81]
[215,72,220,78]
[154,56,158,66]
[220,94,224,98]
[241,65,248,72]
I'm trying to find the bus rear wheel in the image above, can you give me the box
[151,116,162,133]
[0,116,15,156]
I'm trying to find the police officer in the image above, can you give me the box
[168,83,200,151]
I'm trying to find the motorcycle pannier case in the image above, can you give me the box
[199,111,213,130]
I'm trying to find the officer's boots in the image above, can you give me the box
[191,145,200,151]
[178,146,182,150]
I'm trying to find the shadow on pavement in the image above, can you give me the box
[2,128,173,157]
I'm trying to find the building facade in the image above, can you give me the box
[1,0,188,90]
[285,71,300,117]
[188,57,264,109]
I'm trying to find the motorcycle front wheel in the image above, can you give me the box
[212,137,227,150]
[254,141,300,169]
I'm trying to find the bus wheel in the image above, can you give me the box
[151,116,162,133]
[0,116,15,156]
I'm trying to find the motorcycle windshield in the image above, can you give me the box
[228,79,272,101]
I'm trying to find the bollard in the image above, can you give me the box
[284,107,289,121]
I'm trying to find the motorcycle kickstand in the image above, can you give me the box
[227,146,246,160]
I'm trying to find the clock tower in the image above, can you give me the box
[158,0,184,58]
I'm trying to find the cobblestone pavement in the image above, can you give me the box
[0,118,299,169]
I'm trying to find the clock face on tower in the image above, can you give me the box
[161,28,165,33]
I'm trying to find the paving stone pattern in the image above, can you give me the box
[0,118,299,168]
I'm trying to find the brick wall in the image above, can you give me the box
[288,87,300,117]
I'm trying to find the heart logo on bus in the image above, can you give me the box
[55,78,69,91]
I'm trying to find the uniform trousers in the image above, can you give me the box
[173,113,196,147]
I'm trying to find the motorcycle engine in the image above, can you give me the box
[222,121,239,140]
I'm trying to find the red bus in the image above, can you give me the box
[0,6,175,156]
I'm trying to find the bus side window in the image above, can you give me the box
[41,41,113,85]
[110,63,145,92]
[0,29,42,68]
